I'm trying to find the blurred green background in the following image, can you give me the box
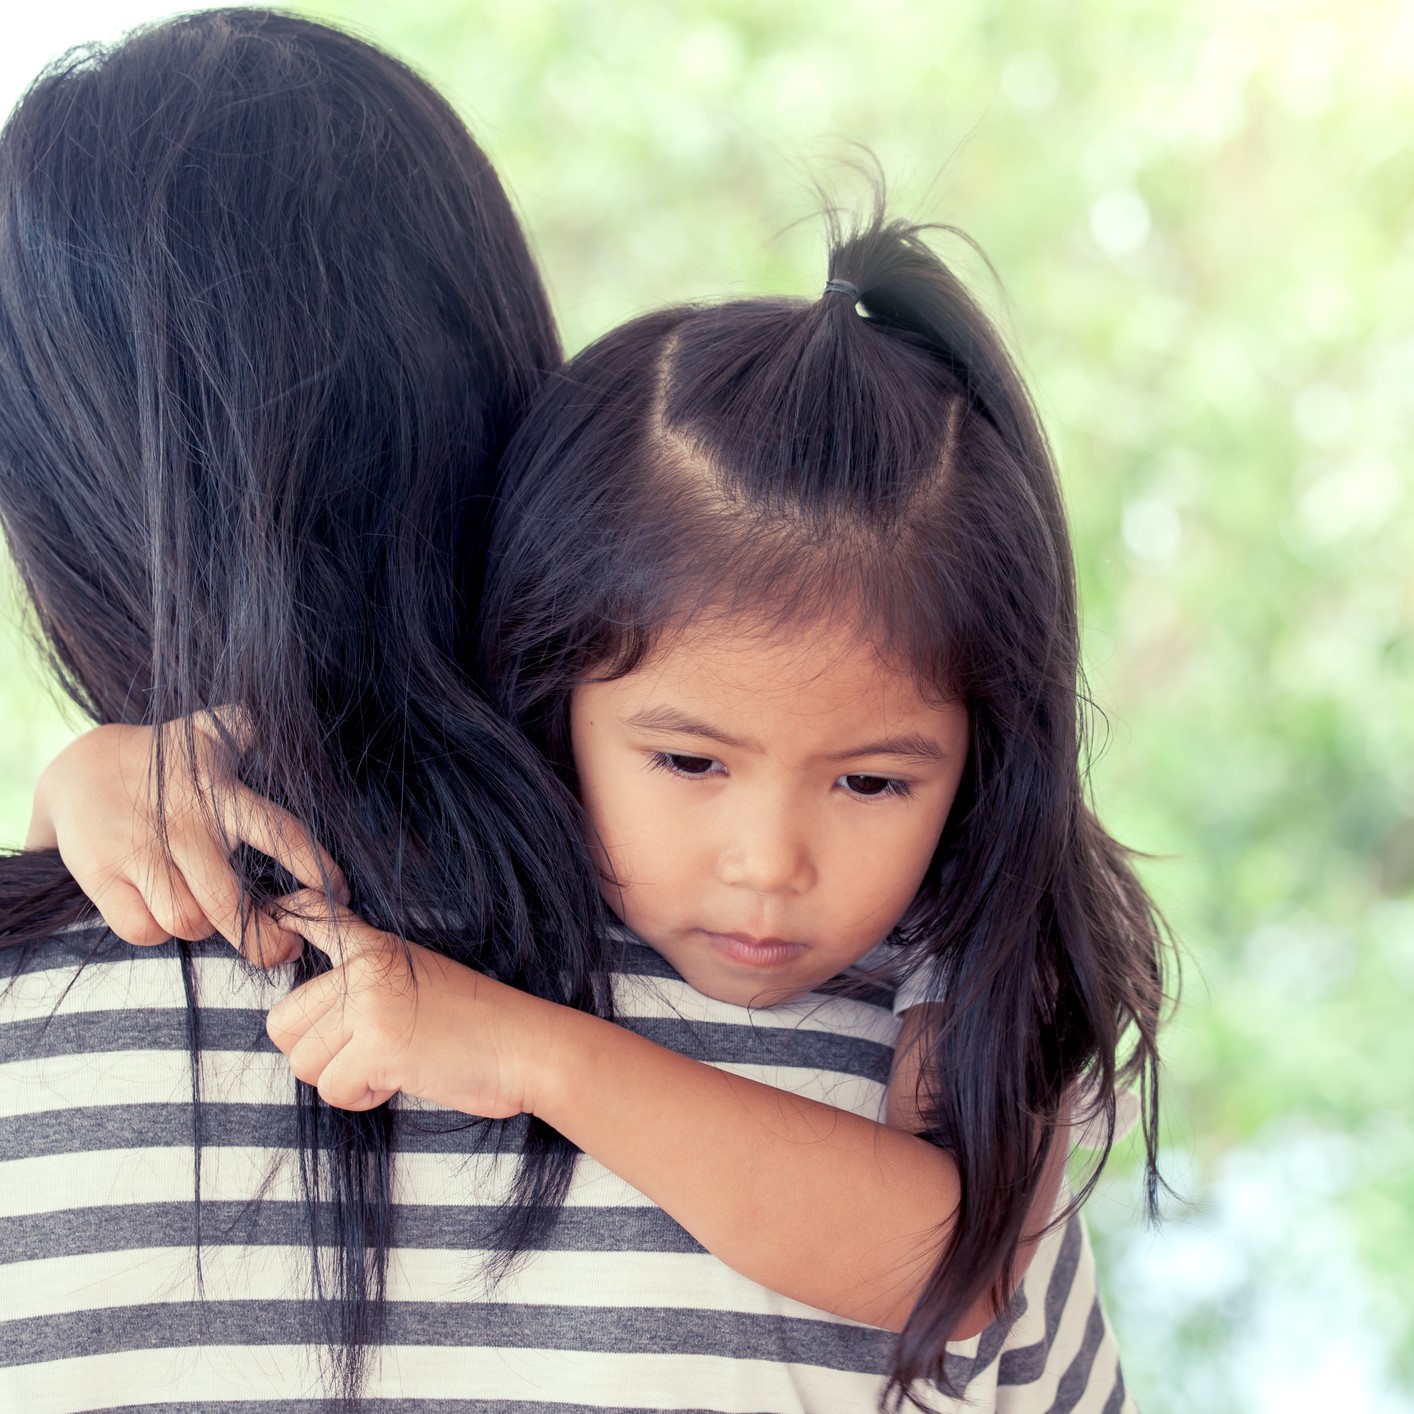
[2,1,1411,1409]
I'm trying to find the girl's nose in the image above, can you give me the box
[715,811,816,896]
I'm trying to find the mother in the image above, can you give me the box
[0,11,1122,1412]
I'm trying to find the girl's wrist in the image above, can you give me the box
[519,998,609,1129]
[448,968,602,1125]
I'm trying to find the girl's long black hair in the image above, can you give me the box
[0,9,609,1399]
[485,209,1172,1407]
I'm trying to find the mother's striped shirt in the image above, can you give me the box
[0,926,1133,1412]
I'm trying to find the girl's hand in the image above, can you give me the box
[27,712,346,966]
[266,897,557,1116]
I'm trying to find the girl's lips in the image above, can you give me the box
[701,931,807,969]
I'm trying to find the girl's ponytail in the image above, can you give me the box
[827,215,1049,459]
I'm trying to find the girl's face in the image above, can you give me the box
[570,613,969,1006]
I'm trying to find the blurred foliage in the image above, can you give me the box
[1,0,1410,1408]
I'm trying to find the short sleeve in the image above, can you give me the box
[890,952,946,1017]
[849,941,949,1017]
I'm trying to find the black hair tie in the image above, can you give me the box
[822,278,861,303]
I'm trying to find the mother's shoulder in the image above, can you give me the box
[0,919,128,979]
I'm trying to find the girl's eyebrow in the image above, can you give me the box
[623,706,751,748]
[830,735,952,765]
[622,707,951,764]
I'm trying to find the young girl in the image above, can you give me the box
[28,213,1166,1408]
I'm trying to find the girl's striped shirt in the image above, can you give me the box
[0,926,1134,1413]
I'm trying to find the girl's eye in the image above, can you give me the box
[839,773,913,801]
[649,751,724,779]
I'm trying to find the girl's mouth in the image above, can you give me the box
[700,931,807,969]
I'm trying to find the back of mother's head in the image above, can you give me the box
[0,10,607,1382]
[0,8,602,978]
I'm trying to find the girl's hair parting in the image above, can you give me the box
[486,203,1173,1407]
[0,8,610,1401]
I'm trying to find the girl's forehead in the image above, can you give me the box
[665,611,886,674]
[586,611,958,730]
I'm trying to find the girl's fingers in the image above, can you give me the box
[221,784,349,903]
[275,892,387,967]
[279,999,396,1110]
[262,901,401,1113]
[91,877,173,947]
[190,704,255,756]
[314,1044,396,1112]
[171,835,304,967]
[183,786,347,966]
[283,1021,348,1090]
[140,861,215,944]
[266,971,342,1053]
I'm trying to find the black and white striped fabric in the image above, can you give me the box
[0,926,1134,1413]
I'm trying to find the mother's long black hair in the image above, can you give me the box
[485,211,1172,1406]
[0,8,608,1398]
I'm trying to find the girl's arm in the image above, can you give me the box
[32,726,1064,1335]
[536,994,1071,1334]
[270,905,1069,1338]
